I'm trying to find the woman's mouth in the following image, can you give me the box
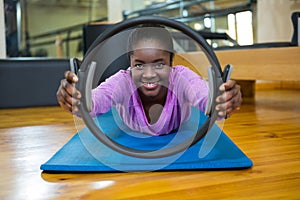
[142,81,159,90]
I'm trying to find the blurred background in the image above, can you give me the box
[1,0,299,59]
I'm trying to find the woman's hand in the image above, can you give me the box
[56,71,81,114]
[215,80,242,118]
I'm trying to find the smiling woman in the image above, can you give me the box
[89,24,209,135]
[127,26,200,125]
[56,16,242,161]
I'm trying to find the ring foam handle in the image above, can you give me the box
[204,66,214,116]
[208,73,224,128]
[69,57,81,74]
[78,61,96,112]
[222,64,233,82]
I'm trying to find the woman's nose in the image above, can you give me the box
[142,65,156,78]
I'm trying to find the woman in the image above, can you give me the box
[57,26,242,136]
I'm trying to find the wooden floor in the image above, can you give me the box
[0,89,299,200]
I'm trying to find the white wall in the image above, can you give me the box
[0,0,7,58]
[107,0,144,22]
[256,0,300,43]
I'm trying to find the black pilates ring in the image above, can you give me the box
[76,16,225,159]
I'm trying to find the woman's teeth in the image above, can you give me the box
[143,82,158,89]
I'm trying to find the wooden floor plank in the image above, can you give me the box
[0,89,299,200]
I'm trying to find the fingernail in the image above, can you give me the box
[73,107,78,113]
[224,83,230,90]
[73,75,78,82]
[219,84,225,91]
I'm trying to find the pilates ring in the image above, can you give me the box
[76,16,228,159]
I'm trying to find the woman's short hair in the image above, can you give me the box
[127,25,174,63]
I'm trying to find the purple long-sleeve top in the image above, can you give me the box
[90,65,208,136]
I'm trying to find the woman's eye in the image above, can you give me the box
[154,63,164,69]
[135,64,144,70]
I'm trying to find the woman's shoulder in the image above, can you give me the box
[172,65,200,77]
[111,68,131,77]
[103,69,131,82]
[95,69,132,90]
[172,65,188,71]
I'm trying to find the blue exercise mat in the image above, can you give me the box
[41,107,252,172]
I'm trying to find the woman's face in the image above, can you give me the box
[130,40,172,102]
